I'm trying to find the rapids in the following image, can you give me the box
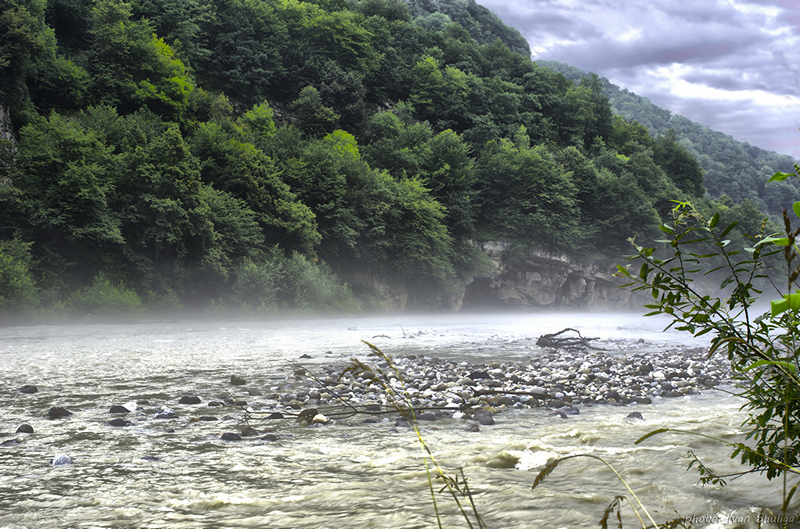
[0,313,796,528]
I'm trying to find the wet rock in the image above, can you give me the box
[110,405,131,414]
[626,412,644,421]
[312,414,330,424]
[262,433,278,442]
[365,404,382,412]
[300,353,312,359]
[1,439,20,446]
[16,424,34,434]
[154,407,178,419]
[241,426,259,437]
[550,410,568,419]
[48,407,72,419]
[141,456,159,462]
[363,417,378,424]
[221,432,242,441]
[199,416,218,421]
[395,418,412,428]
[297,408,318,421]
[178,396,201,405]
[230,375,246,386]
[417,411,437,421]
[51,454,72,466]
[266,412,284,419]
[18,385,38,394]
[465,423,480,432]
[473,409,495,425]
[109,418,132,427]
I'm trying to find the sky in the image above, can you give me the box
[477,0,800,160]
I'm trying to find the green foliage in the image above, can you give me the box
[65,272,144,319]
[229,249,356,312]
[619,171,800,490]
[0,234,39,315]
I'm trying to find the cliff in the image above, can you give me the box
[462,241,643,310]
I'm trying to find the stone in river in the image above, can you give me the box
[626,412,644,421]
[16,424,34,434]
[266,412,284,419]
[178,396,201,405]
[417,411,437,421]
[109,418,132,427]
[110,405,131,414]
[154,407,178,419]
[221,432,242,441]
[473,408,495,425]
[1,439,20,446]
[241,427,259,437]
[262,433,278,442]
[19,385,38,394]
[230,375,247,386]
[48,407,72,419]
[51,454,72,466]
[465,423,480,432]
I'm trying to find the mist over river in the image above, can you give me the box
[1,313,796,529]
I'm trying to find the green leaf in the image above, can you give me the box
[709,212,720,229]
[744,359,798,373]
[793,202,800,220]
[768,171,795,182]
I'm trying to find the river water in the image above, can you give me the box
[0,312,796,529]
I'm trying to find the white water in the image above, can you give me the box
[0,313,796,528]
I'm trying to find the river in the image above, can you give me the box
[0,312,796,528]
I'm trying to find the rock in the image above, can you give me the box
[178,396,201,405]
[626,412,644,421]
[199,416,218,421]
[221,432,242,441]
[312,414,330,424]
[154,407,178,419]
[16,424,34,434]
[19,385,38,394]
[48,407,72,419]
[141,456,159,462]
[51,454,72,466]
[241,426,259,437]
[465,423,480,432]
[395,419,412,428]
[1,439,20,446]
[550,410,568,418]
[365,404,382,412]
[473,409,495,425]
[230,375,246,386]
[262,433,278,442]
[267,412,284,419]
[109,405,131,414]
[468,370,490,380]
[299,353,312,359]
[297,408,318,421]
[417,411,437,421]
[363,418,378,424]
[109,418,132,427]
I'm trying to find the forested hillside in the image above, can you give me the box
[0,0,768,319]
[541,61,799,219]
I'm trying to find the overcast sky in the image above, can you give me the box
[477,0,800,160]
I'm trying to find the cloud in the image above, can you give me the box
[477,0,800,158]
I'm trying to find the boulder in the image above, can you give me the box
[221,432,242,441]
[16,424,34,434]
[1,439,20,446]
[626,412,644,421]
[109,405,131,414]
[109,418,132,427]
[178,396,201,405]
[154,407,178,419]
[19,385,38,394]
[230,375,246,386]
[48,407,72,419]
[51,454,72,466]
[417,411,437,421]
[241,427,259,437]
[473,408,495,425]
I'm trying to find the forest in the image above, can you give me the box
[0,0,789,319]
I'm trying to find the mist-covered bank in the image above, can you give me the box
[1,313,794,528]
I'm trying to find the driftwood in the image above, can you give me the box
[536,328,604,350]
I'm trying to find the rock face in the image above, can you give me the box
[463,242,643,310]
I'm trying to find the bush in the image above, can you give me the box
[0,235,39,318]
[65,273,144,319]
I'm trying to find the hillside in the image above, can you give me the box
[540,61,799,219]
[0,0,772,318]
